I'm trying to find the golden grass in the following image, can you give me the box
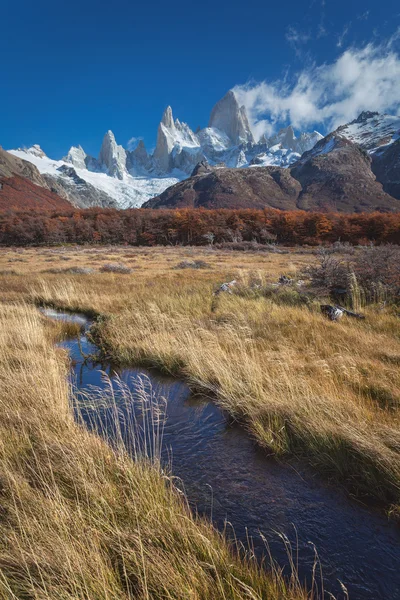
[0,302,309,599]
[1,245,399,518]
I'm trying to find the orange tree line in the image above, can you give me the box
[0,207,399,246]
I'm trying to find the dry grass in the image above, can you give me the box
[1,245,399,520]
[0,302,309,599]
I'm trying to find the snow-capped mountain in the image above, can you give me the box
[8,90,324,208]
[9,145,180,209]
[209,90,255,145]
[336,111,400,152]
[151,91,323,174]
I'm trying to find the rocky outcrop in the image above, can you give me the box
[145,135,400,213]
[208,91,254,145]
[191,160,214,177]
[98,131,127,180]
[333,111,400,203]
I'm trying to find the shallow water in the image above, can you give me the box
[46,309,400,600]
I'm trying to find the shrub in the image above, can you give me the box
[174,260,211,269]
[321,241,355,255]
[67,267,95,275]
[307,245,400,306]
[0,269,18,275]
[307,254,350,296]
[100,263,132,274]
[262,285,314,307]
[41,267,95,275]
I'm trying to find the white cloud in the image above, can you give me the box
[233,38,400,139]
[285,26,311,57]
[337,23,351,48]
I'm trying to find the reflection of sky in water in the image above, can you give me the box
[47,310,400,600]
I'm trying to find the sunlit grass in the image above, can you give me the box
[1,244,399,517]
[0,303,310,599]
[18,246,400,516]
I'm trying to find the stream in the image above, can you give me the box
[44,308,400,600]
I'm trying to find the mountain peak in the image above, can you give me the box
[99,130,127,180]
[208,90,255,145]
[105,130,116,141]
[135,139,146,151]
[153,104,201,173]
[336,111,400,151]
[63,145,87,170]
[161,106,174,129]
[131,138,148,161]
[26,144,47,158]
[353,111,380,124]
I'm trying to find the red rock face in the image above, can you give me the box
[0,176,72,210]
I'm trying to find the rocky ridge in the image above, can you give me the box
[144,132,400,213]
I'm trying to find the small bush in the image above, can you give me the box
[41,267,95,275]
[100,263,132,274]
[306,245,400,306]
[262,285,313,307]
[67,267,95,275]
[0,269,18,275]
[174,260,211,269]
[232,281,314,307]
[319,241,355,255]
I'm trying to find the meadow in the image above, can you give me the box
[0,243,399,598]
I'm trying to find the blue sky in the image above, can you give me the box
[1,0,399,158]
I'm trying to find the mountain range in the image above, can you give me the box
[1,90,400,213]
[5,91,323,209]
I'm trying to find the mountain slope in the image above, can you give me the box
[335,111,400,202]
[9,146,180,209]
[291,134,395,212]
[0,147,72,210]
[1,145,49,186]
[145,135,399,213]
[144,166,301,210]
[0,176,72,211]
[336,112,400,151]
[372,139,400,200]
